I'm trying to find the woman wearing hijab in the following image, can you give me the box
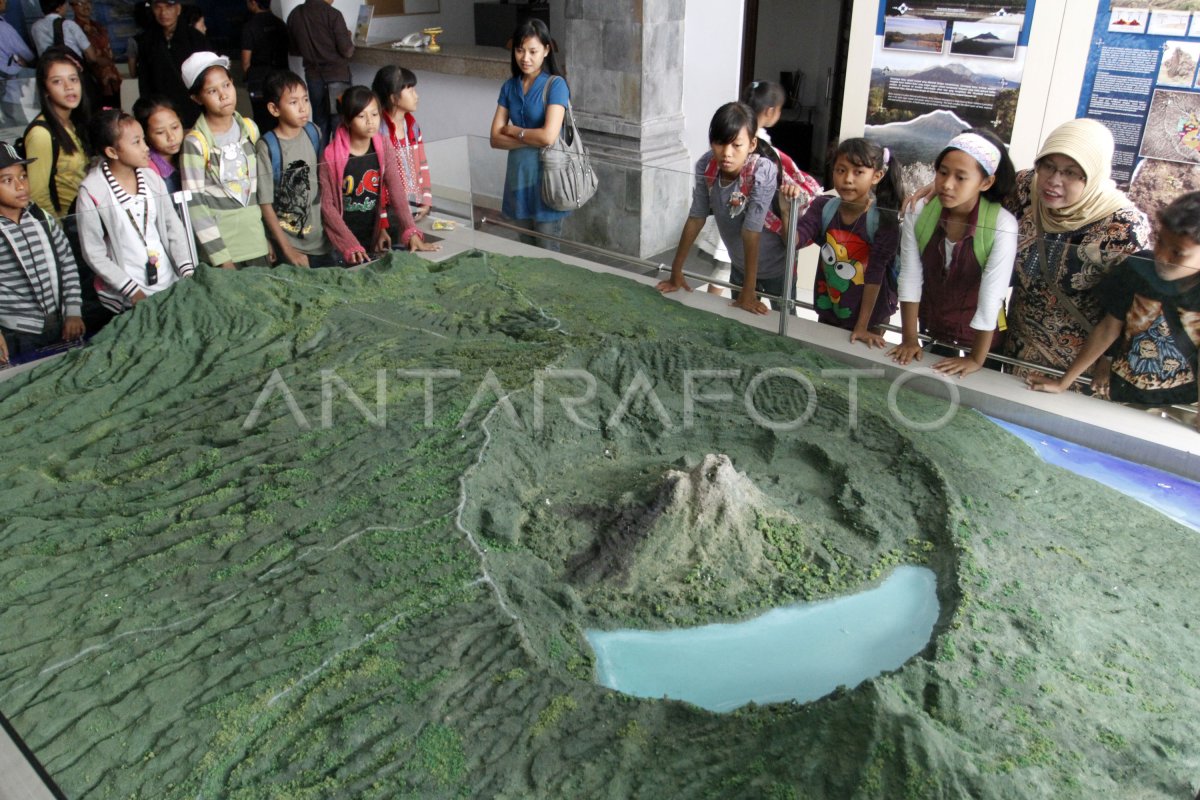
[1003,119,1151,389]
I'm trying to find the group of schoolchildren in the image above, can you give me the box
[0,48,440,364]
[657,82,1200,425]
[0,55,1197,427]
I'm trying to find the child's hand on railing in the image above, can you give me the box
[850,327,887,349]
[655,276,692,294]
[730,294,769,315]
[409,236,442,253]
[888,340,923,365]
[934,356,982,378]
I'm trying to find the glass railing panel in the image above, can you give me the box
[0,133,1176,394]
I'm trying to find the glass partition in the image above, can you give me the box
[0,129,1174,396]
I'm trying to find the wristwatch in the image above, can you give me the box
[518,129,525,140]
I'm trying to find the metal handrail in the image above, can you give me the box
[479,217,663,272]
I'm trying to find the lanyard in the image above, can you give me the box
[123,196,149,247]
[121,190,159,286]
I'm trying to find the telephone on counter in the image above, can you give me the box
[393,32,429,49]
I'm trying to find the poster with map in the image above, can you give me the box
[865,0,1036,178]
[1077,0,1200,215]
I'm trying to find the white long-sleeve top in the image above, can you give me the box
[898,197,1018,332]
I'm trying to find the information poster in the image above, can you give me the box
[1077,0,1200,214]
[864,1,1035,171]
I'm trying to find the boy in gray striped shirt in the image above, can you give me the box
[0,141,83,364]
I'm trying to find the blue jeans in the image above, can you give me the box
[514,217,565,253]
[306,77,350,145]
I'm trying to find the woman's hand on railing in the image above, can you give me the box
[1024,372,1068,393]
[1089,358,1111,399]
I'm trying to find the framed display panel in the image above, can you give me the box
[370,0,440,16]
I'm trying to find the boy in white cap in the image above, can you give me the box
[179,51,269,269]
[0,141,84,363]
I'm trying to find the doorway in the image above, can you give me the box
[741,0,854,183]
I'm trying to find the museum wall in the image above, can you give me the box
[839,0,1119,170]
[681,0,745,160]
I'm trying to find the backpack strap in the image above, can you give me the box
[23,119,62,213]
[186,129,209,164]
[264,129,282,190]
[973,197,999,269]
[243,116,260,145]
[820,196,841,238]
[52,16,65,48]
[914,198,942,254]
[823,196,883,243]
[738,153,759,198]
[304,121,320,158]
[702,154,719,191]
[916,196,999,268]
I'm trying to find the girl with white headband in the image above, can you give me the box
[889,128,1018,377]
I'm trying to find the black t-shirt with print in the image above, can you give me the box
[1099,251,1200,405]
[342,146,382,251]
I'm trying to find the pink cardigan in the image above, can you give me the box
[319,125,422,261]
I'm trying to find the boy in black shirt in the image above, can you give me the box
[1027,191,1200,429]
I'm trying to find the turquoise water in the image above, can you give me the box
[587,419,1198,713]
[586,565,939,712]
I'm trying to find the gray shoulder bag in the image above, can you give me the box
[539,76,599,211]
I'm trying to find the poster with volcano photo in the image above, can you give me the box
[866,0,1033,168]
[865,52,1027,162]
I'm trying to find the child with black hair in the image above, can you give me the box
[133,95,184,193]
[374,65,433,225]
[24,51,91,219]
[257,70,335,267]
[0,141,84,364]
[76,109,195,314]
[319,85,437,265]
[658,102,793,316]
[889,129,1018,377]
[792,137,902,344]
[741,80,821,216]
[179,51,269,269]
[1028,190,1200,428]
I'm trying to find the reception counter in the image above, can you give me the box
[352,42,511,82]
[345,42,516,142]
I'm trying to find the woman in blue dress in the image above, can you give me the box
[489,18,570,251]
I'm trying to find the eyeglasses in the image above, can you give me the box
[1035,160,1086,185]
